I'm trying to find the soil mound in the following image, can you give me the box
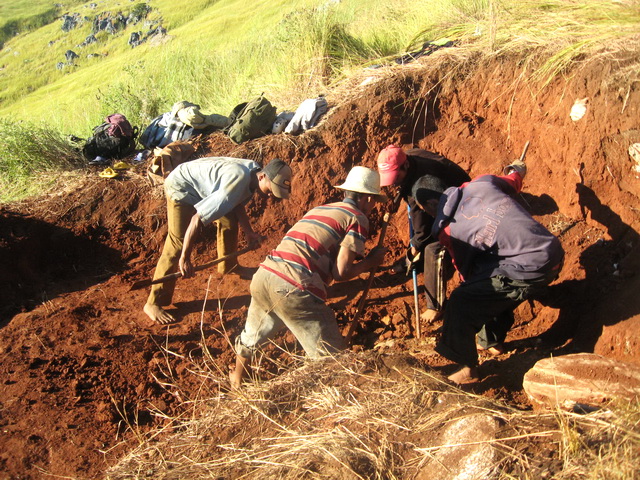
[1,52,639,479]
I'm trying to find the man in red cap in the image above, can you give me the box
[377,145,470,322]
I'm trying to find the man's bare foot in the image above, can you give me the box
[229,355,251,389]
[447,366,480,385]
[476,342,505,356]
[143,303,177,325]
[420,309,441,323]
[229,369,242,390]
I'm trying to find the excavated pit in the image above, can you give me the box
[1,53,639,479]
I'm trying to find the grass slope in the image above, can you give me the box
[0,0,638,202]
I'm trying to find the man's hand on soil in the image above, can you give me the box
[246,231,265,250]
[179,256,194,278]
[367,246,388,267]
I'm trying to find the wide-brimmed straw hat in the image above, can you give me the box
[334,166,387,201]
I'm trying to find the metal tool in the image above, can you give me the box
[344,212,391,344]
[520,140,530,162]
[130,246,254,290]
[407,205,421,339]
[435,246,446,311]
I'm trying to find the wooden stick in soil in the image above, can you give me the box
[344,212,391,344]
[129,246,254,290]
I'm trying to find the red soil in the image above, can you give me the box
[1,53,639,479]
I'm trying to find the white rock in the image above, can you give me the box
[415,414,499,480]
[570,98,588,121]
[523,353,640,409]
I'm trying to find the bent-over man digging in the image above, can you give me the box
[231,166,388,388]
[376,144,470,324]
[411,158,564,384]
[144,157,293,325]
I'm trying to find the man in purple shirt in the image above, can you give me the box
[412,159,564,384]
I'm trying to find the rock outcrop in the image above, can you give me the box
[416,414,499,480]
[523,353,640,408]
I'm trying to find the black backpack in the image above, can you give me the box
[83,114,138,160]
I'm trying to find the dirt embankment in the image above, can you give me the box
[0,51,639,479]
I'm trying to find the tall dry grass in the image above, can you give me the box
[104,339,640,479]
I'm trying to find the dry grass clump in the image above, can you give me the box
[104,347,640,480]
[325,28,640,121]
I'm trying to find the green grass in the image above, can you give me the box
[1,0,639,201]
[0,118,84,200]
[0,0,87,47]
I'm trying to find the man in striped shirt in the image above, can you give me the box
[230,166,388,388]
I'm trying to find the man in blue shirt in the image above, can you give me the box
[144,157,292,325]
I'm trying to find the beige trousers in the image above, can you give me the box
[147,197,239,306]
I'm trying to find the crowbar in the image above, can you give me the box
[407,205,421,339]
[344,211,391,344]
[520,141,530,163]
[129,246,254,290]
[435,247,446,311]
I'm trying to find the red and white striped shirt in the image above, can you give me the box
[260,200,369,300]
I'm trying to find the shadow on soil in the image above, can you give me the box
[539,180,640,350]
[0,209,124,325]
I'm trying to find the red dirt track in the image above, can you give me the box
[1,54,639,479]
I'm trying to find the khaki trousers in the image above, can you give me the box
[147,198,194,306]
[215,213,239,274]
[147,198,239,306]
[235,268,346,359]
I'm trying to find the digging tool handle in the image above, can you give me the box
[407,205,421,339]
[519,141,530,162]
[130,247,253,290]
[344,212,391,344]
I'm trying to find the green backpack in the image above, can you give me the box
[225,95,277,144]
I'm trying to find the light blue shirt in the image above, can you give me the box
[164,157,260,225]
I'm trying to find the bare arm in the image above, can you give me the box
[179,213,203,277]
[332,244,387,282]
[232,203,261,248]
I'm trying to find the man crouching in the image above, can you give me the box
[230,166,388,388]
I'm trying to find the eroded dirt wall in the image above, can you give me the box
[0,52,639,479]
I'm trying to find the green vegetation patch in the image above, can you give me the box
[1,0,640,202]
[0,118,84,201]
[0,0,87,47]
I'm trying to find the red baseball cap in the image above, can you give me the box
[377,145,408,186]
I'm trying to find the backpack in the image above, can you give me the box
[82,114,138,161]
[147,141,195,186]
[225,95,276,144]
[140,112,194,149]
[105,113,133,137]
[224,102,247,129]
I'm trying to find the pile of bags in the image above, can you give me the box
[81,94,331,170]
[140,101,229,149]
[222,94,328,144]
